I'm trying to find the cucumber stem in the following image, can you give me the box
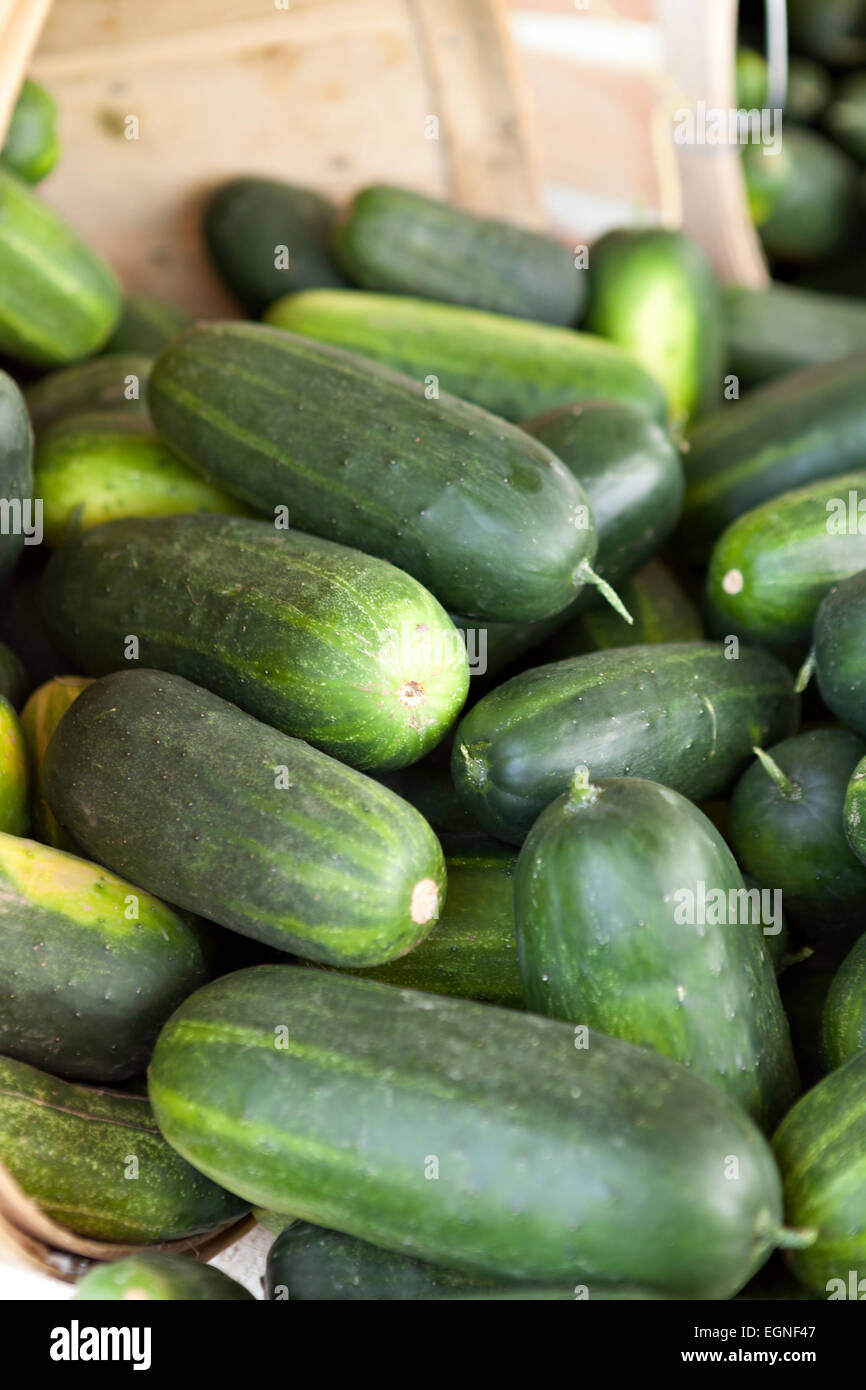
[568,764,601,806]
[752,746,802,802]
[755,1212,818,1251]
[795,647,816,695]
[575,560,634,625]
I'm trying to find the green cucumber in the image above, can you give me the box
[0,832,209,1081]
[331,184,584,327]
[729,731,866,954]
[0,568,64,694]
[20,675,93,849]
[0,695,28,835]
[0,1053,247,1243]
[743,875,791,974]
[0,167,121,365]
[743,125,861,265]
[533,559,704,662]
[149,963,788,1297]
[41,514,469,771]
[724,282,866,387]
[736,47,768,111]
[373,761,481,836]
[0,368,34,588]
[788,0,866,68]
[823,932,866,1068]
[451,641,798,845]
[0,642,26,708]
[0,80,59,183]
[584,228,724,425]
[773,1049,866,1293]
[350,836,523,1007]
[74,1250,254,1300]
[682,352,866,554]
[264,289,668,425]
[25,355,151,434]
[103,296,193,356]
[736,50,830,125]
[780,959,836,1090]
[514,772,798,1129]
[815,571,866,737]
[521,400,685,592]
[44,670,446,967]
[148,322,600,622]
[826,72,866,163]
[707,471,866,647]
[205,177,347,314]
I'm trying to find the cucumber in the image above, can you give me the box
[584,228,725,425]
[514,772,798,1130]
[350,836,523,1007]
[41,514,469,771]
[744,875,791,974]
[264,289,668,425]
[0,168,121,365]
[0,368,34,587]
[724,282,866,387]
[0,1053,247,1243]
[331,184,584,327]
[788,0,866,68]
[823,932,866,1068]
[24,355,151,434]
[0,80,59,183]
[730,732,866,954]
[451,642,798,845]
[20,675,93,849]
[103,296,193,356]
[826,72,866,164]
[44,670,446,967]
[149,963,788,1297]
[773,1050,866,1293]
[373,761,482,836]
[521,401,685,592]
[781,959,836,1090]
[743,125,861,265]
[205,177,347,314]
[736,50,831,125]
[148,322,600,622]
[451,612,565,682]
[815,570,866,738]
[533,559,704,662]
[682,353,866,554]
[35,411,244,546]
[0,695,28,835]
[0,642,26,708]
[0,567,64,695]
[707,470,866,647]
[0,832,209,1081]
[74,1250,254,1300]
[736,47,768,111]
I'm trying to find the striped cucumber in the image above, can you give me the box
[823,932,866,1069]
[103,296,193,357]
[815,571,866,738]
[724,282,866,386]
[25,355,151,434]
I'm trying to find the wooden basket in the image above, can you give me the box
[0,0,767,316]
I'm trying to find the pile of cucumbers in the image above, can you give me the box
[1,66,866,1305]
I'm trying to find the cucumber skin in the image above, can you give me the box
[331,184,584,327]
[103,296,193,357]
[41,513,469,772]
[43,670,446,968]
[0,1053,247,1243]
[20,675,92,850]
[0,168,121,365]
[707,470,866,647]
[815,571,866,738]
[743,125,860,266]
[74,1251,254,1301]
[534,559,704,662]
[149,964,784,1297]
[514,777,798,1131]
[0,642,26,708]
[724,283,866,387]
[781,960,836,1091]
[823,932,866,1069]
[682,353,866,554]
[0,369,34,587]
[25,355,151,434]
[773,1050,866,1292]
[264,289,668,425]
[0,695,29,836]
[148,322,597,623]
[451,642,798,845]
[0,80,59,184]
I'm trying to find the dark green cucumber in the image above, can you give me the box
[773,1049,866,1293]
[0,641,26,708]
[0,368,34,587]
[20,675,93,849]
[682,352,866,554]
[781,959,836,1090]
[264,289,668,425]
[74,1250,254,1300]
[584,228,724,425]
[724,282,866,387]
[41,514,469,771]
[35,412,244,546]
[44,670,446,967]
[205,177,347,314]
[522,400,685,592]
[0,80,59,183]
[149,963,787,1297]
[823,932,866,1069]
[0,167,121,365]
[0,568,64,695]
[451,642,798,845]
[25,355,151,434]
[0,1053,247,1243]
[534,559,704,662]
[514,772,798,1130]
[351,836,523,1007]
[707,471,866,647]
[730,731,866,954]
[103,296,193,356]
[815,571,866,738]
[0,832,209,1082]
[373,761,482,836]
[0,694,28,835]
[148,322,599,622]
[743,125,861,265]
[331,184,584,327]
[788,0,866,67]
[743,875,791,974]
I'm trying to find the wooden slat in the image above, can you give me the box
[0,0,53,138]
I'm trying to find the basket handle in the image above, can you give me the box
[0,0,53,143]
